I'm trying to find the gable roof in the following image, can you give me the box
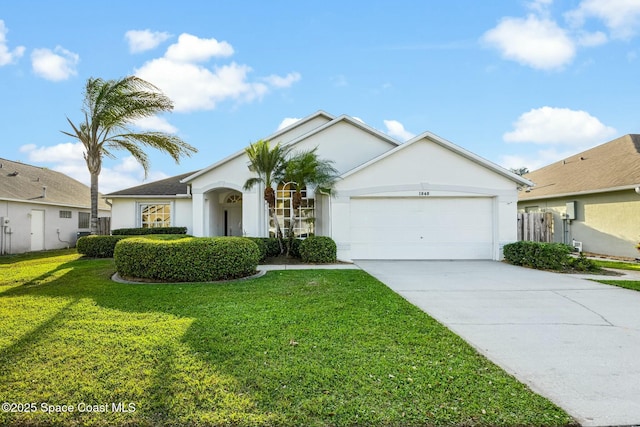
[181,111,402,183]
[0,158,109,209]
[106,171,198,197]
[340,130,532,186]
[181,110,335,183]
[520,134,640,201]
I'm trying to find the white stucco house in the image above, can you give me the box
[107,111,531,261]
[0,158,111,254]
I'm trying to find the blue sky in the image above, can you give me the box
[1,0,639,193]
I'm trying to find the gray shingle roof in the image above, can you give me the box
[0,158,109,209]
[520,134,640,200]
[106,171,199,196]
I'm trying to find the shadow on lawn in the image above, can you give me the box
[0,258,284,426]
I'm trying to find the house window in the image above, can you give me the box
[78,212,90,229]
[140,203,171,228]
[272,182,315,238]
[59,210,72,219]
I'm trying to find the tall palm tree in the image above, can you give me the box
[243,139,291,253]
[284,148,338,211]
[62,76,197,234]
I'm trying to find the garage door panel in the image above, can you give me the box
[350,197,493,259]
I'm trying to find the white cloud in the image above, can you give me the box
[576,30,608,46]
[18,142,169,193]
[277,117,301,130]
[125,29,172,53]
[263,72,301,88]
[165,33,233,62]
[482,15,575,70]
[135,33,300,112]
[383,119,415,141]
[132,116,178,133]
[0,20,25,66]
[566,0,640,40]
[31,46,79,81]
[504,106,617,145]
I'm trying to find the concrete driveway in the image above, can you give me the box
[356,260,640,427]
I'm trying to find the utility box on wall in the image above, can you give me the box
[565,201,576,220]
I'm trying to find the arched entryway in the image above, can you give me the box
[205,188,243,236]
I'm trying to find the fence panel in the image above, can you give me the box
[517,212,553,243]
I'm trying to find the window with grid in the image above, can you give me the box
[59,210,72,219]
[78,212,90,229]
[271,182,315,238]
[140,203,171,228]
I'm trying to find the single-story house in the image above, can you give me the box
[0,158,111,254]
[518,134,640,258]
[108,111,531,261]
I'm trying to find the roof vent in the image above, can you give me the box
[580,156,585,160]
[42,186,47,198]
[8,171,18,176]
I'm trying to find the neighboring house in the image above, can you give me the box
[108,111,530,261]
[0,158,110,254]
[518,134,640,258]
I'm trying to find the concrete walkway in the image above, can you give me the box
[356,260,640,427]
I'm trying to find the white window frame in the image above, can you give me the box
[272,182,315,238]
[137,202,173,228]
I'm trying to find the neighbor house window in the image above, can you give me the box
[140,203,171,228]
[59,210,72,219]
[78,212,90,229]
[272,182,315,238]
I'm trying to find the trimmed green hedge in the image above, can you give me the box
[287,237,302,259]
[299,236,337,264]
[111,227,187,235]
[503,241,574,270]
[76,235,131,258]
[114,237,260,282]
[77,234,189,258]
[246,237,268,262]
[262,237,281,257]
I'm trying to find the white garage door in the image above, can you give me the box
[350,197,494,259]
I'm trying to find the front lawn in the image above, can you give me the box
[0,250,574,426]
[596,280,640,292]
[593,259,640,271]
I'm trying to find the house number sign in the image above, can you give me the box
[418,191,430,196]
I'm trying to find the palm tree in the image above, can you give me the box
[243,139,291,254]
[284,148,338,211]
[62,76,197,234]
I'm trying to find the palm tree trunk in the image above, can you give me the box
[268,205,285,254]
[90,171,99,235]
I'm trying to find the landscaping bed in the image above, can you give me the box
[0,249,575,427]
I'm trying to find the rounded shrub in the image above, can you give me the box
[299,236,337,264]
[246,237,268,262]
[503,241,573,270]
[77,235,130,258]
[114,237,260,282]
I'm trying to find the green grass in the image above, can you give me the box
[596,280,640,292]
[0,250,575,427]
[593,259,640,271]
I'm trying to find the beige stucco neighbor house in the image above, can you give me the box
[518,134,640,258]
[108,111,530,262]
[0,158,110,254]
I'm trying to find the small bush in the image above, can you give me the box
[111,227,187,236]
[299,236,337,264]
[114,237,260,282]
[287,237,303,259]
[77,235,131,258]
[503,241,573,270]
[262,237,281,257]
[569,252,600,272]
[246,237,268,262]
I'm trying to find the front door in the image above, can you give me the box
[225,206,242,236]
[30,209,45,251]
